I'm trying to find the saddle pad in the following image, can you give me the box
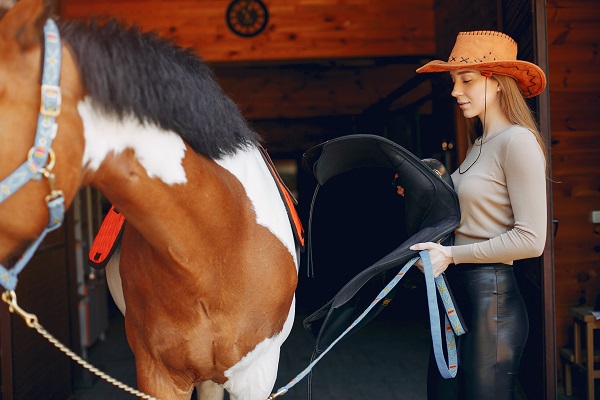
[302,134,463,352]
[88,205,125,269]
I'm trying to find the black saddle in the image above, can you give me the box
[302,134,462,352]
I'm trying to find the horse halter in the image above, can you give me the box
[0,19,65,291]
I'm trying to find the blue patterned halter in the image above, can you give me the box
[0,19,65,291]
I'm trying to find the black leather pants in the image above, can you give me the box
[427,264,529,400]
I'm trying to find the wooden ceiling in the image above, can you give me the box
[59,0,436,120]
[60,0,435,62]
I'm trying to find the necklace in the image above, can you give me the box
[458,77,516,174]
[458,136,482,174]
[458,125,513,174]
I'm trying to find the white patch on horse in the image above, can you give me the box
[223,297,295,400]
[78,98,187,185]
[215,146,298,265]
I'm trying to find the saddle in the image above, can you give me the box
[302,134,464,352]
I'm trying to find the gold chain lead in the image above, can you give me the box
[2,290,159,400]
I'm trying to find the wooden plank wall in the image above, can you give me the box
[214,62,430,121]
[60,0,434,63]
[547,0,600,372]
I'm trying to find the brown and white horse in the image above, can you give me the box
[0,1,299,399]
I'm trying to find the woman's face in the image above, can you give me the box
[449,70,498,119]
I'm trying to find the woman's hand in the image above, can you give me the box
[409,242,453,278]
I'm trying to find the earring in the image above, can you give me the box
[497,87,500,92]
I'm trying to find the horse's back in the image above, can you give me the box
[215,145,298,267]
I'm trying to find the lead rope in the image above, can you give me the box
[1,290,159,400]
[266,250,466,399]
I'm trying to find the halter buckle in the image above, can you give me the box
[27,147,56,172]
[40,84,62,117]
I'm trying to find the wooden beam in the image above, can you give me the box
[214,61,423,119]
[535,0,557,396]
[60,0,435,62]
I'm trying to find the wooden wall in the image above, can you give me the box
[60,0,434,63]
[214,62,430,121]
[60,0,434,154]
[547,0,600,369]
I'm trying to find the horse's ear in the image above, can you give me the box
[0,0,55,50]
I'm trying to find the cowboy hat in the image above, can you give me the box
[416,30,546,98]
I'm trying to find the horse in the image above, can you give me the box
[0,1,300,399]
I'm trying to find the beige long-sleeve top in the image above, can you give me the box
[450,125,547,265]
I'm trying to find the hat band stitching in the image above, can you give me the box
[459,30,517,46]
[483,64,540,96]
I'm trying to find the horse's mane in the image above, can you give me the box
[59,19,260,159]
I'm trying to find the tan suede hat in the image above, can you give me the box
[416,30,546,98]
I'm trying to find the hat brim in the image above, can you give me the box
[416,60,546,98]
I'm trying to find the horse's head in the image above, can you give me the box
[0,0,84,266]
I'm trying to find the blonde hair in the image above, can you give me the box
[464,74,547,164]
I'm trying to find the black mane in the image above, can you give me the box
[59,19,260,159]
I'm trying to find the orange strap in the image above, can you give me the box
[259,146,305,249]
[88,205,126,269]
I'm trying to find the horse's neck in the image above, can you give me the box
[80,100,251,256]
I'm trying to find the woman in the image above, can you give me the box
[410,31,548,399]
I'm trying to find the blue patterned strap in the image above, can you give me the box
[0,19,64,291]
[267,250,464,398]
[0,195,65,290]
[268,256,421,399]
[0,126,56,202]
[422,250,460,378]
[0,20,61,203]
[0,155,45,202]
[435,275,466,336]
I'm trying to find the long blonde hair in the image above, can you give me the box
[464,74,547,163]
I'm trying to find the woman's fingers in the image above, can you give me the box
[409,242,451,278]
[410,242,436,252]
